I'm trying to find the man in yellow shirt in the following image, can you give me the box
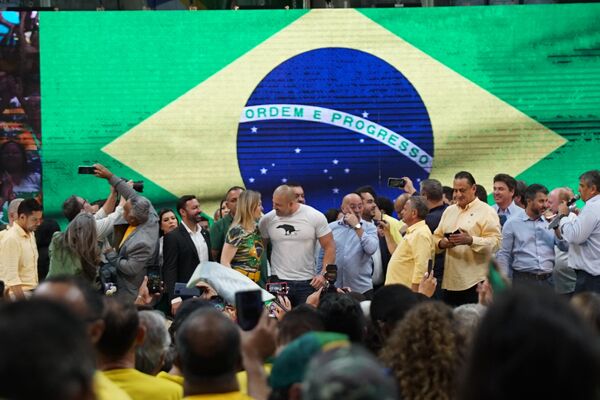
[0,198,42,299]
[385,196,433,291]
[433,171,502,306]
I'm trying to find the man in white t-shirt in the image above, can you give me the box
[259,185,336,306]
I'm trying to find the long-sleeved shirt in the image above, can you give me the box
[385,220,433,288]
[318,219,378,294]
[496,213,568,276]
[559,194,600,275]
[0,223,38,291]
[433,198,502,291]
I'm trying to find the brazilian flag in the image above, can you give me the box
[40,5,600,217]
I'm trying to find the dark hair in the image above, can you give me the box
[176,308,241,382]
[62,195,83,222]
[571,292,600,335]
[514,180,528,202]
[475,184,488,203]
[580,170,600,192]
[371,284,423,330]
[176,195,197,217]
[324,208,341,223]
[42,275,105,321]
[355,185,377,199]
[17,197,42,216]
[376,196,395,216]
[0,300,96,400]
[407,196,429,220]
[420,179,443,202]
[523,184,549,206]
[443,186,454,201]
[318,293,366,343]
[158,208,177,236]
[168,298,213,342]
[90,199,105,209]
[493,173,517,192]
[460,286,600,400]
[225,186,245,198]
[278,304,325,346]
[96,298,139,359]
[454,171,476,186]
[0,140,28,172]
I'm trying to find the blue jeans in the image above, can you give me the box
[575,270,600,294]
[272,277,315,307]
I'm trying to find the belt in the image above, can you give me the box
[233,267,260,283]
[514,270,552,281]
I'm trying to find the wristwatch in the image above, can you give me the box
[353,223,362,230]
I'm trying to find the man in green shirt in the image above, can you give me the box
[210,186,244,262]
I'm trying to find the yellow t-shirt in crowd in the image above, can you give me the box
[103,368,182,400]
[236,363,272,395]
[157,371,184,386]
[94,371,132,400]
[385,220,433,287]
[184,392,253,400]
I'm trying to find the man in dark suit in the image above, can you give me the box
[163,195,212,302]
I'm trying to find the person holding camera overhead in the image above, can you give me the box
[220,190,265,283]
[93,163,159,303]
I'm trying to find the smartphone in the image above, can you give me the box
[266,282,289,296]
[147,265,162,295]
[78,165,96,174]
[387,177,406,188]
[235,290,264,331]
[444,229,461,238]
[174,282,203,299]
[427,259,433,275]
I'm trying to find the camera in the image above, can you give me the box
[98,262,118,296]
[388,177,406,189]
[321,264,338,298]
[120,178,144,193]
[147,265,162,295]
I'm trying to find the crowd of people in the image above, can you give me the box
[0,163,600,400]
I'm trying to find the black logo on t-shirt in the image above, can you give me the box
[276,224,299,236]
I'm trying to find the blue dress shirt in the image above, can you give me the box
[560,194,600,276]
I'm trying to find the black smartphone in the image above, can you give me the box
[427,259,433,275]
[147,265,162,295]
[387,177,406,188]
[266,282,289,296]
[78,165,96,174]
[235,290,263,331]
[174,282,203,299]
[444,229,461,238]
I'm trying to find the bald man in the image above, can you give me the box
[259,185,335,306]
[318,193,378,297]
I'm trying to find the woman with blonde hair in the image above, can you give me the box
[220,190,264,283]
[47,212,101,284]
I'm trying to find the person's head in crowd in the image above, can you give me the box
[277,304,325,351]
[214,199,228,221]
[16,197,42,233]
[233,189,262,227]
[62,195,95,222]
[571,292,600,335]
[475,184,488,203]
[176,195,202,228]
[287,182,306,204]
[341,193,363,222]
[269,332,350,400]
[136,310,171,376]
[442,185,454,205]
[492,173,517,210]
[453,171,477,209]
[376,196,395,217]
[302,346,398,400]
[419,178,444,208]
[0,299,96,400]
[89,199,105,214]
[370,284,424,343]
[523,184,549,219]
[460,286,600,400]
[381,301,466,400]
[159,208,178,236]
[273,185,301,217]
[355,186,377,221]
[453,303,486,346]
[513,179,528,208]
[122,193,152,227]
[318,293,366,343]
[547,187,574,215]
[55,212,101,282]
[578,169,600,202]
[400,196,428,226]
[96,298,143,368]
[0,140,29,176]
[224,186,245,217]
[176,308,242,395]
[5,197,23,226]
[198,215,209,231]
[34,276,106,345]
[324,208,342,223]
[394,193,411,216]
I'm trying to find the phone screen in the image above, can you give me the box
[235,290,263,331]
[427,259,433,275]
[78,166,96,174]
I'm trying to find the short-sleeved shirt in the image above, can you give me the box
[259,205,331,281]
[103,368,182,400]
[210,213,233,257]
[225,224,264,273]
